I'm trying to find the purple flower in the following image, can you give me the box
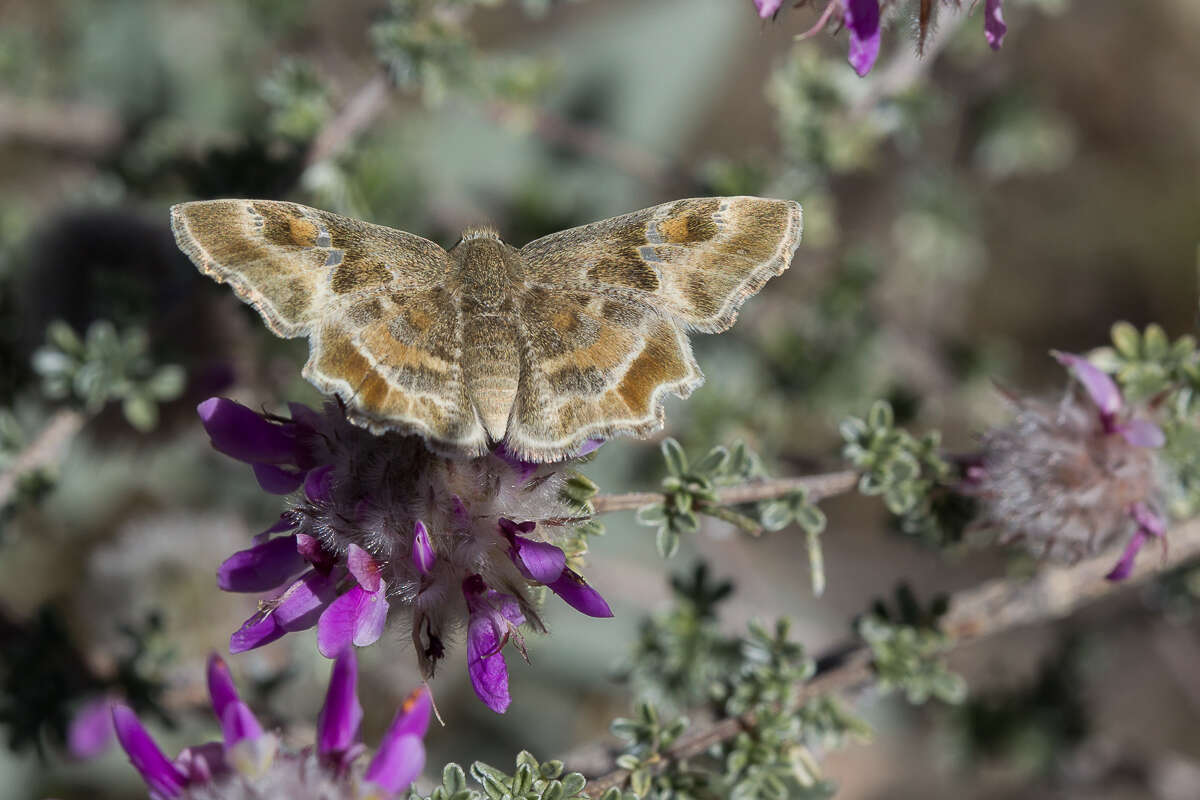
[217,534,307,592]
[975,352,1166,578]
[500,518,613,618]
[1105,502,1167,582]
[197,397,315,495]
[412,520,436,576]
[317,649,365,772]
[67,697,116,759]
[463,575,526,713]
[114,651,429,799]
[754,0,785,18]
[844,0,882,77]
[112,705,189,798]
[362,687,432,797]
[208,399,613,713]
[985,0,1007,49]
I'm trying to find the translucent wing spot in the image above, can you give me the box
[325,250,344,267]
[638,245,663,263]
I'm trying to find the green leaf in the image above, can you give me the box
[146,364,186,401]
[1144,323,1169,360]
[657,526,680,557]
[661,438,689,476]
[867,399,893,430]
[46,320,83,355]
[693,445,730,476]
[443,763,467,793]
[636,504,667,525]
[122,394,158,432]
[1111,320,1141,358]
[838,416,868,443]
[630,767,651,797]
[540,782,564,800]
[758,501,792,531]
[560,774,586,795]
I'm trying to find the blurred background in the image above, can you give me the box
[1,0,1198,798]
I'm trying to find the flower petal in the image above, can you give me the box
[174,742,227,784]
[296,533,335,571]
[363,734,425,797]
[548,569,614,618]
[251,462,305,495]
[412,521,436,576]
[217,535,307,593]
[229,613,286,654]
[984,0,1007,50]
[466,612,511,713]
[1106,528,1148,582]
[274,569,341,632]
[1118,418,1166,449]
[206,654,241,722]
[509,536,566,584]
[68,697,115,759]
[317,584,389,657]
[1052,351,1122,423]
[754,0,784,18]
[1131,501,1167,538]
[196,397,298,465]
[304,464,334,503]
[844,0,881,77]
[220,700,264,750]
[112,705,188,798]
[576,438,605,457]
[317,649,363,763]
[347,544,382,593]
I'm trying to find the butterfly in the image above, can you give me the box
[171,196,802,462]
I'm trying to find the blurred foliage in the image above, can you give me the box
[1090,321,1200,517]
[841,400,975,547]
[611,567,869,799]
[858,585,964,706]
[411,752,590,800]
[636,441,827,592]
[948,636,1090,776]
[0,607,172,756]
[32,320,185,432]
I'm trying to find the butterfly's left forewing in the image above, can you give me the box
[506,196,801,460]
[172,200,488,454]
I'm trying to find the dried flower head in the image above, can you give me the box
[971,353,1166,579]
[199,398,611,713]
[758,0,1008,77]
[114,650,429,800]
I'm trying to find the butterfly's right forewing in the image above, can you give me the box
[172,200,488,453]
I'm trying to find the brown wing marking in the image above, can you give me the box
[519,195,802,333]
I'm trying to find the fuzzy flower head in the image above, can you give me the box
[971,353,1166,579]
[763,0,1008,76]
[113,650,429,800]
[199,398,611,714]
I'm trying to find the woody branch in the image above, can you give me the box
[576,514,1200,796]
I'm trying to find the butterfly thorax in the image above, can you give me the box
[447,231,525,441]
[448,231,526,312]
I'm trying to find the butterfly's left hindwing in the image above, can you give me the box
[171,200,489,454]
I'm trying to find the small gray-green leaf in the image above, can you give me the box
[661,438,688,476]
[656,527,680,559]
[122,394,158,432]
[1111,320,1141,358]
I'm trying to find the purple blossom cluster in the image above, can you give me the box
[198,398,611,714]
[970,353,1167,580]
[754,0,1008,77]
[113,650,428,800]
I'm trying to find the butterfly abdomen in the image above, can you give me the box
[449,235,526,442]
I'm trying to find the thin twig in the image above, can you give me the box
[578,515,1200,795]
[590,469,860,514]
[305,72,393,167]
[484,100,669,187]
[0,94,123,157]
[0,409,85,509]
